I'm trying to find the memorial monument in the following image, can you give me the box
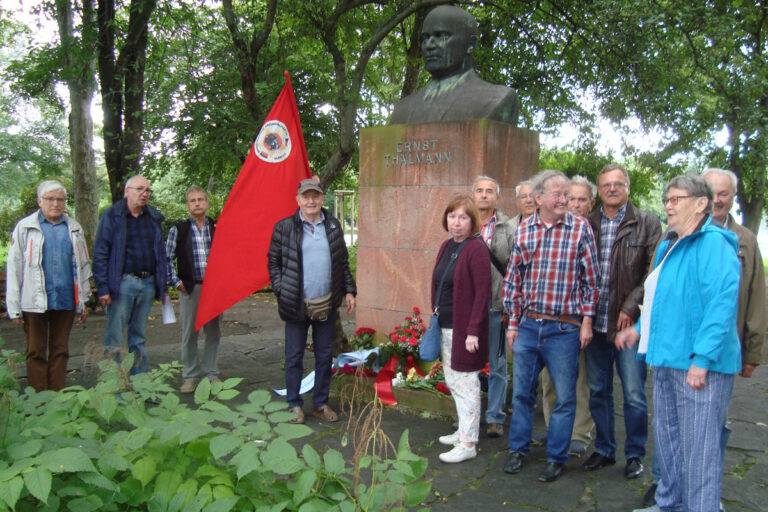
[356,5,539,335]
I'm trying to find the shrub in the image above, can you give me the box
[0,343,430,511]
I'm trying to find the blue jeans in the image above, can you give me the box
[485,309,507,425]
[284,310,336,408]
[508,315,580,464]
[585,331,648,460]
[104,274,155,375]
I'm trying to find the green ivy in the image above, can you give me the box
[0,342,430,511]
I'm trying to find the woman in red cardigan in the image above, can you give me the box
[432,194,492,463]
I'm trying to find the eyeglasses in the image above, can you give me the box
[42,197,66,203]
[127,186,152,195]
[598,181,628,190]
[661,195,694,206]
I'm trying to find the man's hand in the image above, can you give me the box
[506,329,518,351]
[77,307,88,324]
[345,293,356,314]
[98,294,111,307]
[616,311,633,331]
[177,283,188,295]
[739,363,757,378]
[579,316,593,350]
[11,318,23,326]
[686,364,708,390]
[614,326,640,351]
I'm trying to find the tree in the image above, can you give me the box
[55,0,99,249]
[97,0,157,202]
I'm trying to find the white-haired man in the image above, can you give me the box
[6,180,92,391]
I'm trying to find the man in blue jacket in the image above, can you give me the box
[93,175,167,374]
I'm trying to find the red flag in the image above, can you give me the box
[195,72,311,330]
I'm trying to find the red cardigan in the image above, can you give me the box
[431,236,491,372]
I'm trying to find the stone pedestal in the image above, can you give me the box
[356,119,539,337]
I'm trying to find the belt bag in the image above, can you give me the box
[304,293,333,321]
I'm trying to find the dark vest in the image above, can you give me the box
[176,217,216,293]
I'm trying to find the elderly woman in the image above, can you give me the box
[433,195,491,464]
[616,175,741,512]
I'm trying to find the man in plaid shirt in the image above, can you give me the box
[501,169,600,483]
[166,186,221,393]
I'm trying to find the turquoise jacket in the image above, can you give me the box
[637,216,741,374]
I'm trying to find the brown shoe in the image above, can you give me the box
[486,422,503,438]
[180,380,197,393]
[289,406,305,424]
[313,405,339,422]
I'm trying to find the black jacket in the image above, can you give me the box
[588,201,662,342]
[267,208,356,322]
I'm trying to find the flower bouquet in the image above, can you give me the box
[379,307,426,364]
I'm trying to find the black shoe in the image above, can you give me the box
[625,457,644,479]
[568,439,589,456]
[643,482,658,507]
[582,452,616,471]
[538,462,564,482]
[503,451,525,474]
[531,432,547,446]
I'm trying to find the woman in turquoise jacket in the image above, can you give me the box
[616,175,740,512]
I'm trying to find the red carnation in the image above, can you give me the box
[436,383,451,395]
[408,337,418,346]
[413,307,420,315]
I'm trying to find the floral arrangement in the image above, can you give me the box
[392,361,450,396]
[350,327,376,350]
[379,307,427,362]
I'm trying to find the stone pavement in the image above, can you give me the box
[1,294,766,511]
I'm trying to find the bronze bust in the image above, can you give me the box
[389,6,519,125]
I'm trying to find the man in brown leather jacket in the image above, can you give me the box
[582,164,662,480]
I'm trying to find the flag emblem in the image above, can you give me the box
[254,120,291,162]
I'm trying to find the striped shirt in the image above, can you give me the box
[166,219,212,287]
[502,211,600,329]
[595,203,627,333]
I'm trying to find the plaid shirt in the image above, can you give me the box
[166,218,212,287]
[502,211,600,329]
[595,203,627,332]
[124,209,157,274]
[479,210,498,248]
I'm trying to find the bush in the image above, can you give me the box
[0,343,430,511]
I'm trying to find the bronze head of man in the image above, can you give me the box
[389,6,518,125]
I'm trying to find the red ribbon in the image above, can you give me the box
[374,356,399,405]
[405,356,425,377]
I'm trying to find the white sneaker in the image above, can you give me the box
[439,444,477,463]
[439,431,460,445]
[632,506,661,512]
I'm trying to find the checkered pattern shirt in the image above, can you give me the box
[479,210,498,247]
[595,203,627,333]
[502,211,600,330]
[166,218,212,288]
[124,209,157,274]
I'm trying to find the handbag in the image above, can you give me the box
[304,292,333,321]
[419,240,468,362]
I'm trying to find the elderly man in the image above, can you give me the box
[472,175,520,438]
[582,164,661,480]
[536,175,598,456]
[502,170,600,483]
[93,175,167,375]
[567,175,597,217]
[389,5,518,124]
[166,186,221,393]
[268,178,357,424]
[515,180,536,221]
[702,168,766,377]
[6,180,91,391]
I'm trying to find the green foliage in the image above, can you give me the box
[0,345,430,511]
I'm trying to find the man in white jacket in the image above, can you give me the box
[6,180,92,391]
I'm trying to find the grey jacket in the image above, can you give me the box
[488,210,520,312]
[6,211,92,318]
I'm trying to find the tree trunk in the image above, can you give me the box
[400,8,427,99]
[96,0,156,203]
[56,0,99,250]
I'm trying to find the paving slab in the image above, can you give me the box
[1,293,766,511]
